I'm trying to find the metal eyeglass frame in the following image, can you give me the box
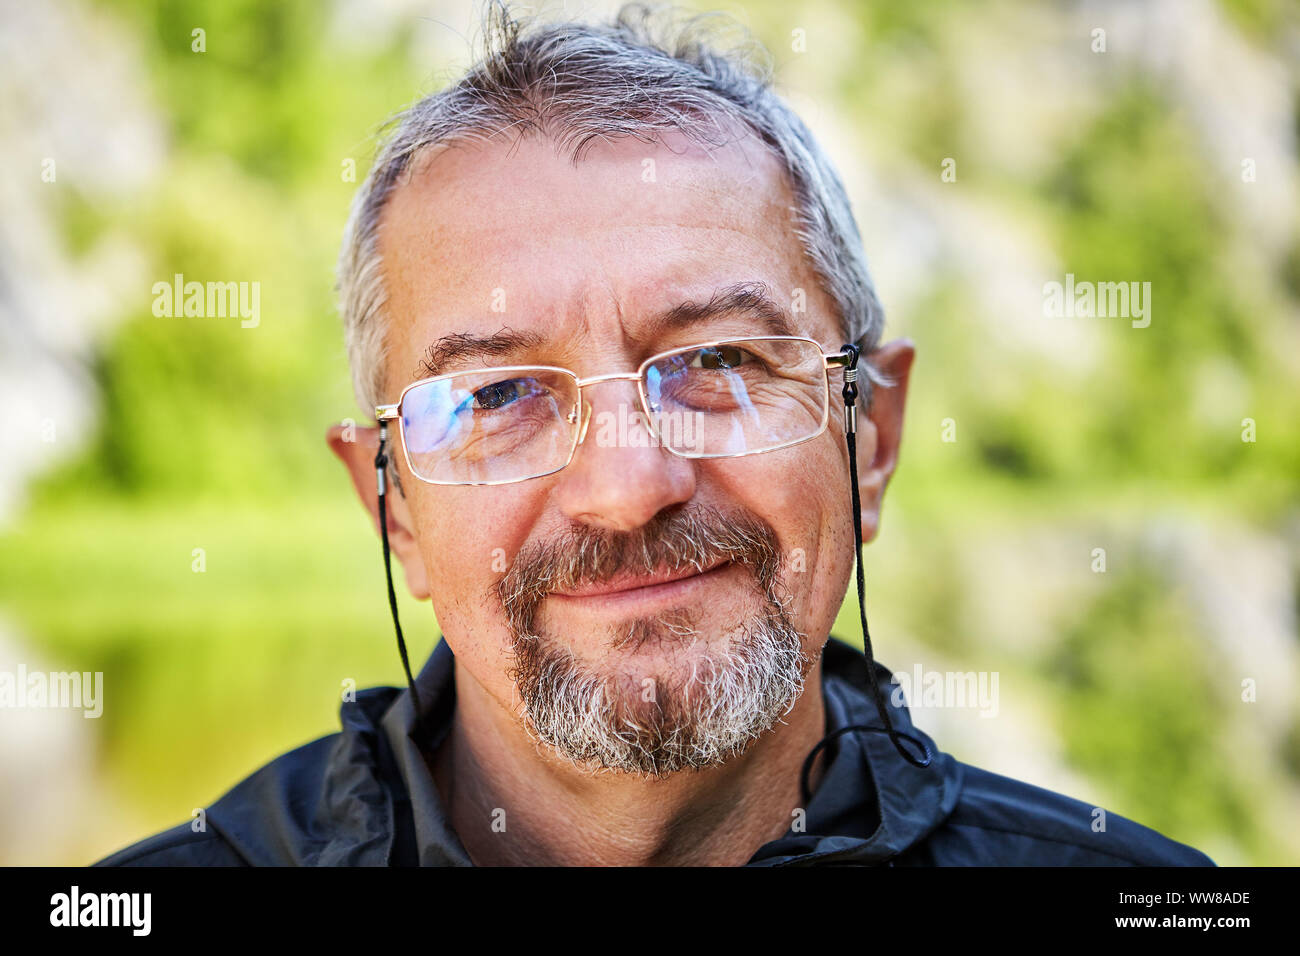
[368,338,933,775]
[375,335,861,486]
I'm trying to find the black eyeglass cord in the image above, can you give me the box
[798,343,932,806]
[376,423,423,722]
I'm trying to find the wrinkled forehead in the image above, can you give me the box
[374,129,834,387]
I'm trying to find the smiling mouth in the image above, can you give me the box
[548,561,734,605]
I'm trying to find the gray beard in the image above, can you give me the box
[496,506,811,776]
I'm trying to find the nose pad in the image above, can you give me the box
[569,400,593,445]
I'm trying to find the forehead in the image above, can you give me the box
[375,128,831,380]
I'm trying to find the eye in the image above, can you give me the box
[470,378,542,411]
[689,345,753,370]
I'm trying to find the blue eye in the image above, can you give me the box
[467,378,543,412]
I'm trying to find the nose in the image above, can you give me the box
[553,379,696,532]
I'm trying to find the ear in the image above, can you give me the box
[326,423,432,601]
[853,339,915,545]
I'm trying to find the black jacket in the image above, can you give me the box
[95,636,1215,866]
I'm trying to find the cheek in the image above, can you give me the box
[409,434,856,664]
[407,486,542,653]
[703,434,853,639]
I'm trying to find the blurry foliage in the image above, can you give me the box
[1220,0,1299,38]
[1044,569,1262,859]
[1,0,1297,864]
[35,0,417,505]
[1040,83,1296,497]
[0,501,439,841]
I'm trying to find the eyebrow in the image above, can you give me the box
[656,281,796,338]
[412,280,797,380]
[413,327,546,381]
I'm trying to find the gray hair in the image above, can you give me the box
[336,0,887,418]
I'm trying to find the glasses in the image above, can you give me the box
[375,336,862,486]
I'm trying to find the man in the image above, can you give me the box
[97,2,1212,867]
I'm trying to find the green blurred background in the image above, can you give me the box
[1,0,1297,865]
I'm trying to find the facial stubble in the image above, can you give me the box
[495,505,813,776]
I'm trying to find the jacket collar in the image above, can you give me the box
[747,638,962,865]
[351,636,962,866]
[378,637,472,865]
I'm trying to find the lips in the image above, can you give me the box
[549,561,731,599]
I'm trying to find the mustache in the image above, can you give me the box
[494,504,784,633]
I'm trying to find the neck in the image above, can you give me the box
[431,657,829,866]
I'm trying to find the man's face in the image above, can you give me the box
[369,129,865,775]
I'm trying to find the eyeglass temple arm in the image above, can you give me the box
[831,345,860,436]
[824,349,873,424]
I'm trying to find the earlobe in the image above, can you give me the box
[859,507,881,546]
[327,422,381,521]
[855,437,886,545]
[326,423,432,601]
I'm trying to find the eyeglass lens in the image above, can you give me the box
[398,338,828,484]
